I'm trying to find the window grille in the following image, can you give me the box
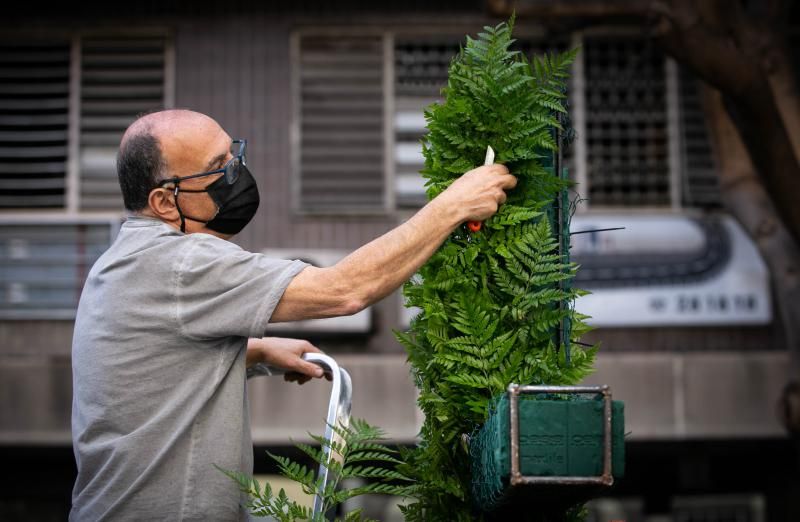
[0,41,70,209]
[678,66,721,208]
[583,35,670,206]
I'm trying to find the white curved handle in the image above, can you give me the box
[302,354,352,516]
[249,354,352,517]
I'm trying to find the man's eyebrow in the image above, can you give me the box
[204,152,228,172]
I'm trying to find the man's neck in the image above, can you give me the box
[135,209,233,241]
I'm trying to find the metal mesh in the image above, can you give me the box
[678,66,721,209]
[584,35,670,206]
[470,393,512,511]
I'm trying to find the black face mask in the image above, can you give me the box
[173,164,260,235]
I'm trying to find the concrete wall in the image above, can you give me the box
[2,351,788,445]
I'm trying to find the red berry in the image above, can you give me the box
[467,221,482,232]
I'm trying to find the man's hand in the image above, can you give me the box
[436,163,516,223]
[246,337,326,385]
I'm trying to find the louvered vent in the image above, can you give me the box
[297,35,386,213]
[0,41,70,208]
[80,36,167,210]
[0,220,117,318]
[584,36,670,206]
[678,67,721,208]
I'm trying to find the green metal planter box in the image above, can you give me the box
[471,385,625,512]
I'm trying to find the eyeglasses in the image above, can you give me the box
[159,139,247,187]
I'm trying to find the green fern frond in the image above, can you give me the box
[393,16,595,520]
[219,418,411,521]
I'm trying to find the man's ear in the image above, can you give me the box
[147,186,178,220]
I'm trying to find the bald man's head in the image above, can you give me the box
[116,110,222,212]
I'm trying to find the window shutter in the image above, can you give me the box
[584,36,670,206]
[0,41,70,208]
[0,220,117,318]
[678,67,721,208]
[296,34,386,213]
[79,36,167,210]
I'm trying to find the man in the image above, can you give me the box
[70,109,515,521]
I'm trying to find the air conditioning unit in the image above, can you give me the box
[398,213,771,329]
[261,248,372,334]
[571,213,771,327]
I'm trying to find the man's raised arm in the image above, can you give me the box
[270,164,516,322]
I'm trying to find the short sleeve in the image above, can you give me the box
[174,235,308,340]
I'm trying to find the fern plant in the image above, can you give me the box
[219,418,414,521]
[395,18,597,521]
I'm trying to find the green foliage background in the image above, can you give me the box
[395,18,597,521]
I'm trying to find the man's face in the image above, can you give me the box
[151,115,235,238]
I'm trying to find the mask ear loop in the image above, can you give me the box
[170,182,218,232]
[173,185,187,233]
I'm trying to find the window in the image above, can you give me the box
[677,66,721,209]
[79,36,171,210]
[582,35,670,207]
[392,36,570,208]
[393,37,461,207]
[0,217,119,318]
[293,29,719,214]
[0,40,71,208]
[575,32,719,210]
[0,32,172,212]
[292,32,388,214]
[0,31,173,319]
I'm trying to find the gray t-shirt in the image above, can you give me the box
[70,216,307,521]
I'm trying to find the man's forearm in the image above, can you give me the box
[333,198,464,309]
[271,163,514,323]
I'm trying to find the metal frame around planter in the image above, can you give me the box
[507,384,615,487]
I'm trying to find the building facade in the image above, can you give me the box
[0,1,795,520]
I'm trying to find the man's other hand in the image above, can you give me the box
[246,337,326,385]
[437,164,517,223]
